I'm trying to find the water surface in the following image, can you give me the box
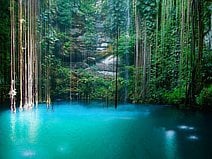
[0,101,211,159]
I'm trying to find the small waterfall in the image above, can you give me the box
[101,55,116,65]
[97,55,116,76]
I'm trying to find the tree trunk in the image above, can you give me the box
[115,27,119,109]
[19,0,23,110]
[10,0,16,112]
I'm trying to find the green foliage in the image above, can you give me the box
[77,70,126,101]
[202,49,212,85]
[50,58,70,100]
[55,0,72,29]
[163,87,186,105]
[0,0,10,102]
[52,67,70,99]
[118,33,134,57]
[103,0,130,36]
[196,85,212,107]
[1,0,210,108]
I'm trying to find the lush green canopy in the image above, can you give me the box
[0,0,211,110]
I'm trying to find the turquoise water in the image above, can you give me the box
[0,101,211,159]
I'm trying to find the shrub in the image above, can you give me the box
[164,87,186,105]
[196,85,212,107]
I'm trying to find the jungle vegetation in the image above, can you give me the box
[0,0,211,110]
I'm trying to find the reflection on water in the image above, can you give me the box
[165,130,177,159]
[188,135,199,140]
[178,125,195,130]
[22,149,36,157]
[28,109,39,143]
[0,101,211,159]
[177,125,199,141]
[10,113,16,142]
[10,109,40,144]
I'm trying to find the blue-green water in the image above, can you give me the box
[0,101,211,159]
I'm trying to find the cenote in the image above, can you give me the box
[0,101,212,159]
[0,0,211,158]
